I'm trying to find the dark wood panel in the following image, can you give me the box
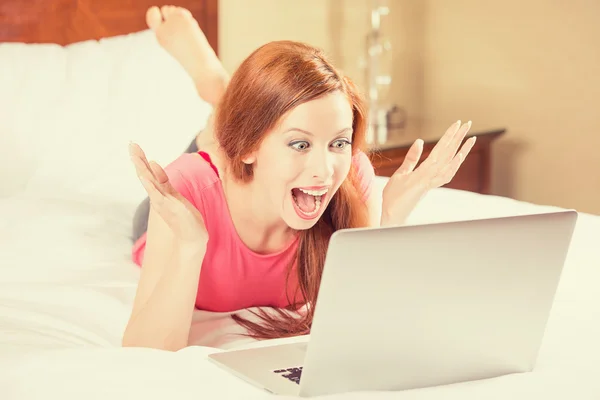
[0,0,219,54]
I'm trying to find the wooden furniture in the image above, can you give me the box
[368,129,506,194]
[0,0,219,54]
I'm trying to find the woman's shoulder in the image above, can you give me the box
[351,150,376,201]
[352,149,374,170]
[160,151,223,212]
[164,152,220,191]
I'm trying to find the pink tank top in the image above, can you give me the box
[131,151,375,312]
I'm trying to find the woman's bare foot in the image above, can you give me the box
[146,5,229,106]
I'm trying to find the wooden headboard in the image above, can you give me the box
[0,0,219,54]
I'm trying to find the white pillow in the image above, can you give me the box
[0,29,212,204]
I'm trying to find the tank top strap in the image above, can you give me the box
[198,151,220,178]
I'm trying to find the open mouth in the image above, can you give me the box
[291,187,328,219]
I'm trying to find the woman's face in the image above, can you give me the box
[248,91,354,230]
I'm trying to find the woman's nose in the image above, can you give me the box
[310,152,335,181]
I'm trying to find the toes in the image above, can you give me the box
[146,6,162,30]
[175,7,193,18]
[161,5,176,17]
[161,5,192,19]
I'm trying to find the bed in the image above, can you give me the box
[0,0,599,399]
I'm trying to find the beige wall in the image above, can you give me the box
[422,0,600,215]
[219,0,371,90]
[218,0,600,215]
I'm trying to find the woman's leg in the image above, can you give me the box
[145,5,229,106]
[147,6,227,150]
[132,6,228,242]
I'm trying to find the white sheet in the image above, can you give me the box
[1,186,598,399]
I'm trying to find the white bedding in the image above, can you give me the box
[1,29,599,400]
[0,187,598,400]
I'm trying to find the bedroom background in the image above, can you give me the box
[218,0,600,215]
[0,1,598,398]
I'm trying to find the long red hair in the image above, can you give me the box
[214,40,369,339]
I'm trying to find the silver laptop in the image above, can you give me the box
[208,211,578,397]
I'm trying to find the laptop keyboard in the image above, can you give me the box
[273,367,303,384]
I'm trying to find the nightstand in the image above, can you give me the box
[367,128,506,195]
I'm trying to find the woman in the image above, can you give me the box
[123,6,476,351]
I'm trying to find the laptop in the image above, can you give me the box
[208,210,578,397]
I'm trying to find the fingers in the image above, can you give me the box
[445,121,472,163]
[393,139,423,177]
[130,144,162,191]
[129,142,157,178]
[431,136,477,187]
[149,161,169,185]
[428,120,461,161]
[129,143,170,197]
[140,174,185,225]
[149,161,180,197]
[129,143,184,204]
[139,176,166,207]
[428,120,472,164]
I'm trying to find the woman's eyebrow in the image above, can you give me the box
[282,127,352,136]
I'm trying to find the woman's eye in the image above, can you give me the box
[290,141,310,151]
[331,139,352,149]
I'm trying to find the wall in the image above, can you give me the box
[219,0,369,89]
[422,0,600,214]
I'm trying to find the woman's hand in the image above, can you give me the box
[380,120,476,226]
[129,143,208,246]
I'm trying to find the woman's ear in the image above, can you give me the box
[241,151,257,165]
